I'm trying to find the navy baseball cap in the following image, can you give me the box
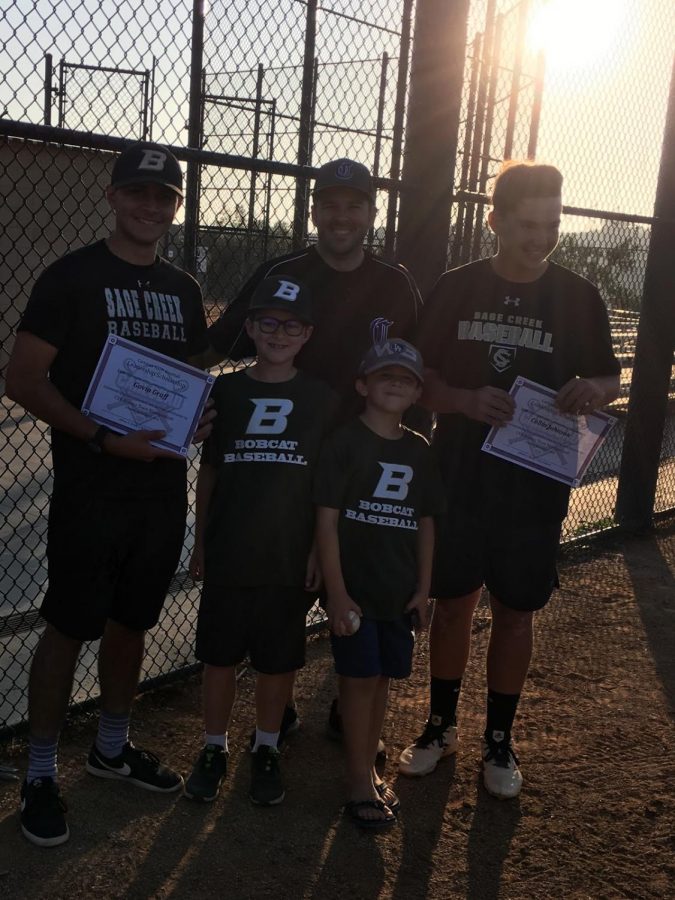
[111,142,183,198]
[313,158,375,201]
[359,339,424,382]
[248,276,313,323]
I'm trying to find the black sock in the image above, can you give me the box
[485,689,520,743]
[429,677,462,727]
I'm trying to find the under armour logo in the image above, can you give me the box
[370,317,393,348]
[504,295,520,307]
[138,149,167,172]
[273,280,300,301]
[336,161,354,180]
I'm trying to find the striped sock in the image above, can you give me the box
[95,710,130,759]
[27,735,59,783]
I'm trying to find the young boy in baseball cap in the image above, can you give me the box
[314,340,444,829]
[184,276,337,807]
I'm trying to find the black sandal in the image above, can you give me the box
[375,781,400,814]
[344,798,396,830]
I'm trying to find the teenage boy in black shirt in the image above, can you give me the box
[315,340,444,829]
[399,162,620,799]
[6,143,210,846]
[184,276,336,806]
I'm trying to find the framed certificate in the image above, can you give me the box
[82,336,214,456]
[482,377,617,487]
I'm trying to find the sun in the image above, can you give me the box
[527,0,629,75]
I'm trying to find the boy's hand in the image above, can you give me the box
[192,398,216,444]
[405,591,431,630]
[189,545,205,581]
[104,429,181,461]
[327,591,362,637]
[305,548,322,592]
[555,376,605,416]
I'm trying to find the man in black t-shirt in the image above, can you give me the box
[398,162,621,800]
[6,142,209,847]
[202,158,424,747]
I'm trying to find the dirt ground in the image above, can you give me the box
[0,523,674,900]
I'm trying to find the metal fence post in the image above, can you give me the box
[183,0,206,277]
[616,56,675,531]
[292,0,318,249]
[396,0,471,295]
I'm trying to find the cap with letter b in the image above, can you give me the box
[110,142,184,198]
[359,339,424,383]
[248,276,313,323]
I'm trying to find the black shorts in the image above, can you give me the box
[41,490,187,641]
[195,584,315,674]
[432,510,562,611]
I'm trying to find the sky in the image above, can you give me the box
[1,0,674,221]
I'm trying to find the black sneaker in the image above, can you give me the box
[327,698,388,762]
[249,745,285,806]
[20,777,69,847]
[247,704,300,751]
[184,744,228,802]
[86,742,183,792]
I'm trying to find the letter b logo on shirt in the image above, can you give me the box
[373,462,413,500]
[246,398,293,434]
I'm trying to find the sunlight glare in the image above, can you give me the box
[528,0,629,74]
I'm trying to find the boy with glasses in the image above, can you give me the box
[184,276,337,806]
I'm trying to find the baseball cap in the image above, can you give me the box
[110,142,183,198]
[248,276,313,323]
[313,158,375,201]
[359,339,424,383]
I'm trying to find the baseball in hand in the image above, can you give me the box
[346,611,361,634]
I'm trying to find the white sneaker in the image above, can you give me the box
[398,717,459,777]
[481,731,523,799]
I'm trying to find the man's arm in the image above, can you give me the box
[6,332,179,461]
[420,368,515,427]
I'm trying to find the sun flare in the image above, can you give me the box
[527,0,629,75]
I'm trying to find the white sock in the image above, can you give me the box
[205,732,228,752]
[252,728,279,752]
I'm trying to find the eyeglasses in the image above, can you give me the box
[254,316,306,337]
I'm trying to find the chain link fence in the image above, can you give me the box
[1,0,674,732]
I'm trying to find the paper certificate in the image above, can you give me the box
[82,336,214,456]
[481,377,617,487]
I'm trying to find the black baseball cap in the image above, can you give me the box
[359,339,424,382]
[110,142,183,198]
[313,158,375,201]
[248,276,313,323]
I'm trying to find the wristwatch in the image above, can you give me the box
[87,425,111,454]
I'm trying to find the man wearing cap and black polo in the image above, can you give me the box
[202,158,423,749]
[204,158,422,405]
[6,142,210,847]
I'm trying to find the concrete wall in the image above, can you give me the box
[0,139,116,377]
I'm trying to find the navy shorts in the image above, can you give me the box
[42,490,187,641]
[432,511,562,611]
[330,615,415,679]
[196,583,315,674]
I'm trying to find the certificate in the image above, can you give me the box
[82,336,214,456]
[481,377,617,487]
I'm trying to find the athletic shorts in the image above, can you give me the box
[432,511,562,611]
[41,490,187,641]
[330,615,415,679]
[195,584,315,674]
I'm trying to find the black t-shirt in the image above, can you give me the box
[314,419,445,620]
[207,246,422,400]
[416,259,621,522]
[202,369,338,588]
[19,240,208,498]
